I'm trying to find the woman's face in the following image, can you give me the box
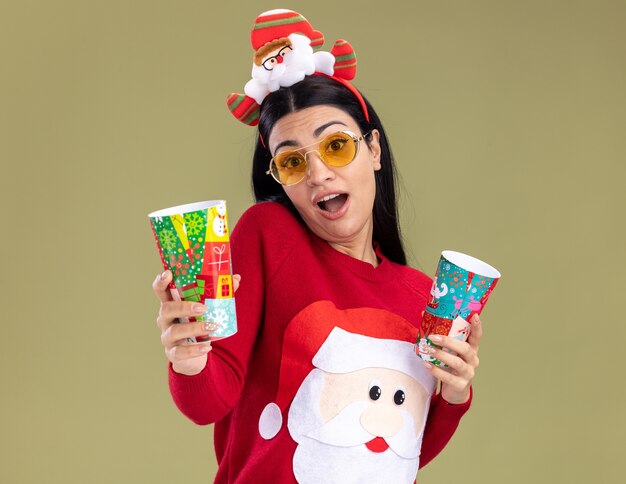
[268,105,381,250]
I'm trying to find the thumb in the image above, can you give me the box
[152,270,174,302]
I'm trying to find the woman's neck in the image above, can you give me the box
[328,241,379,267]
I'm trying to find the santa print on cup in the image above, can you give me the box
[258,301,436,483]
[417,251,500,367]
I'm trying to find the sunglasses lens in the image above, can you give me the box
[269,132,362,185]
[321,133,357,166]
[271,152,307,185]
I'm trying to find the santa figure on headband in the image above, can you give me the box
[227,9,357,126]
[258,301,436,483]
[245,23,334,103]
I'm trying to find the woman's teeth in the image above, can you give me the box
[318,194,348,212]
[320,194,341,203]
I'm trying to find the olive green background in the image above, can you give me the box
[1,0,624,482]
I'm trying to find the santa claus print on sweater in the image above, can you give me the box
[258,301,436,483]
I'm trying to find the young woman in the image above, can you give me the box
[152,75,482,483]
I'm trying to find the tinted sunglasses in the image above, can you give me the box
[266,130,370,186]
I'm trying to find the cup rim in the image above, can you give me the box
[148,200,225,218]
[441,250,501,279]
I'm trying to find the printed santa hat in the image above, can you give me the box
[258,301,436,440]
[226,8,363,127]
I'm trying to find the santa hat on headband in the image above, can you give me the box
[226,9,361,127]
[258,301,436,440]
[250,9,325,51]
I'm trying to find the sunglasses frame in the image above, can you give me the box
[265,130,370,186]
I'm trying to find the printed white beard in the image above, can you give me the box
[288,369,422,484]
[306,402,422,459]
[293,439,419,484]
[245,34,318,104]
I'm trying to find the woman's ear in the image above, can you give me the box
[368,129,382,171]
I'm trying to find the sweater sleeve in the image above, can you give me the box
[167,203,293,425]
[418,386,473,468]
[400,267,472,468]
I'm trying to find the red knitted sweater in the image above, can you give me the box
[168,202,471,483]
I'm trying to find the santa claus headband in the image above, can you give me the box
[226,8,369,127]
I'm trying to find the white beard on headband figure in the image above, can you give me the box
[285,330,433,484]
[244,33,335,105]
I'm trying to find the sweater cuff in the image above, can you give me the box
[433,386,473,418]
[168,360,212,395]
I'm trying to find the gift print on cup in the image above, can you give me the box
[149,200,237,342]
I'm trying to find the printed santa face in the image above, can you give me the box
[286,328,434,484]
[245,33,334,104]
[253,38,293,72]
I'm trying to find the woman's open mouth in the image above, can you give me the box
[317,193,348,213]
[314,193,350,220]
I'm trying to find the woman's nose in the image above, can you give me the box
[305,152,334,185]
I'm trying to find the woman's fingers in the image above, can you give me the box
[423,349,473,404]
[425,360,463,386]
[152,270,174,303]
[429,335,479,368]
[161,320,219,347]
[429,348,475,381]
[156,301,210,330]
[467,314,483,352]
[425,362,471,402]
[422,328,482,404]
[419,316,485,404]
[166,342,212,363]
[152,270,232,375]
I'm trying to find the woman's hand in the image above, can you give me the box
[152,270,241,376]
[423,314,483,404]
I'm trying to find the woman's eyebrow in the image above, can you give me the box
[313,120,347,137]
[273,120,349,153]
[274,139,298,152]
